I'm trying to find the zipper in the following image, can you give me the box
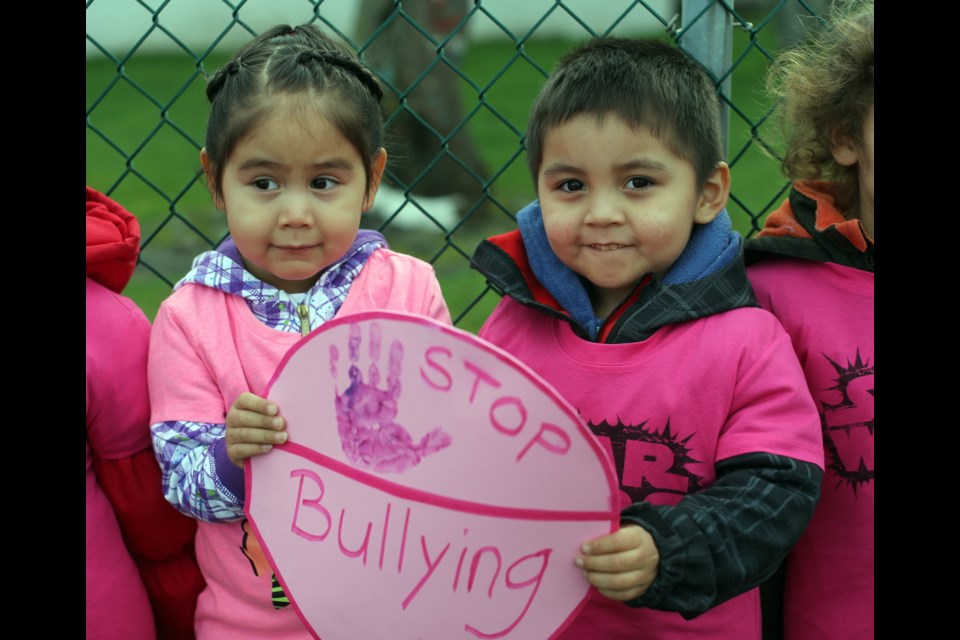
[298,303,310,337]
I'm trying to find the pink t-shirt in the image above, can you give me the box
[479,299,824,640]
[748,258,874,640]
[86,277,156,640]
[149,249,450,639]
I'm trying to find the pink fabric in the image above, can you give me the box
[86,276,156,640]
[149,249,450,639]
[478,300,824,640]
[748,258,874,640]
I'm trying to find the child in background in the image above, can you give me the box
[148,24,450,639]
[86,185,205,639]
[745,2,874,639]
[469,37,824,639]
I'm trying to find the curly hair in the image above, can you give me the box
[766,0,873,211]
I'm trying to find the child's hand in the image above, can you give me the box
[225,392,288,468]
[575,524,659,602]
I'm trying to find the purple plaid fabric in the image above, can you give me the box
[176,229,387,332]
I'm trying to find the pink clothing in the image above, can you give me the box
[86,276,157,640]
[748,258,874,640]
[479,299,824,640]
[87,184,204,640]
[149,248,450,639]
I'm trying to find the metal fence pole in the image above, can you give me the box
[679,0,733,156]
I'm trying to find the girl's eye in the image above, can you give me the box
[626,176,653,190]
[311,177,338,190]
[559,179,585,193]
[252,178,279,191]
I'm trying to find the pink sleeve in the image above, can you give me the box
[719,327,825,468]
[86,280,153,458]
[148,294,228,424]
[420,267,452,325]
[340,250,452,325]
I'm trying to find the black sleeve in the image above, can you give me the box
[618,451,822,620]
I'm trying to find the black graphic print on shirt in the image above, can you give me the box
[589,418,703,504]
[820,348,874,494]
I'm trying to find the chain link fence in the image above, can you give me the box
[86,0,828,332]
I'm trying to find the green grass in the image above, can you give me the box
[86,28,788,335]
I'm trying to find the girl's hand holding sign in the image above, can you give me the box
[245,311,619,639]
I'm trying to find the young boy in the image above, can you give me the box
[469,37,825,639]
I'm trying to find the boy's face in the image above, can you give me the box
[536,113,721,315]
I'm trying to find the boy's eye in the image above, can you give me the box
[559,179,585,193]
[253,178,279,191]
[626,176,653,190]
[311,177,337,190]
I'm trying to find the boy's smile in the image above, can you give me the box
[536,112,724,317]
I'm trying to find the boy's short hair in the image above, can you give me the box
[526,37,724,190]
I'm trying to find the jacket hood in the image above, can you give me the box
[745,181,874,272]
[86,186,141,294]
[471,200,756,343]
[172,230,388,333]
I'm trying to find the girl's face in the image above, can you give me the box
[202,96,386,293]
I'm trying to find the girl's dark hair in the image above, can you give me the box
[203,23,385,199]
[526,37,724,190]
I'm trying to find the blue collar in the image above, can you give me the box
[517,201,740,339]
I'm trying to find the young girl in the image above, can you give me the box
[745,2,873,639]
[148,24,451,639]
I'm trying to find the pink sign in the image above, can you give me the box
[246,311,618,639]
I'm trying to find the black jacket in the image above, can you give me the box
[745,181,874,272]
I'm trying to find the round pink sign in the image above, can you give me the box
[246,311,618,639]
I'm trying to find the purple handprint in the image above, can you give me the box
[329,322,451,473]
